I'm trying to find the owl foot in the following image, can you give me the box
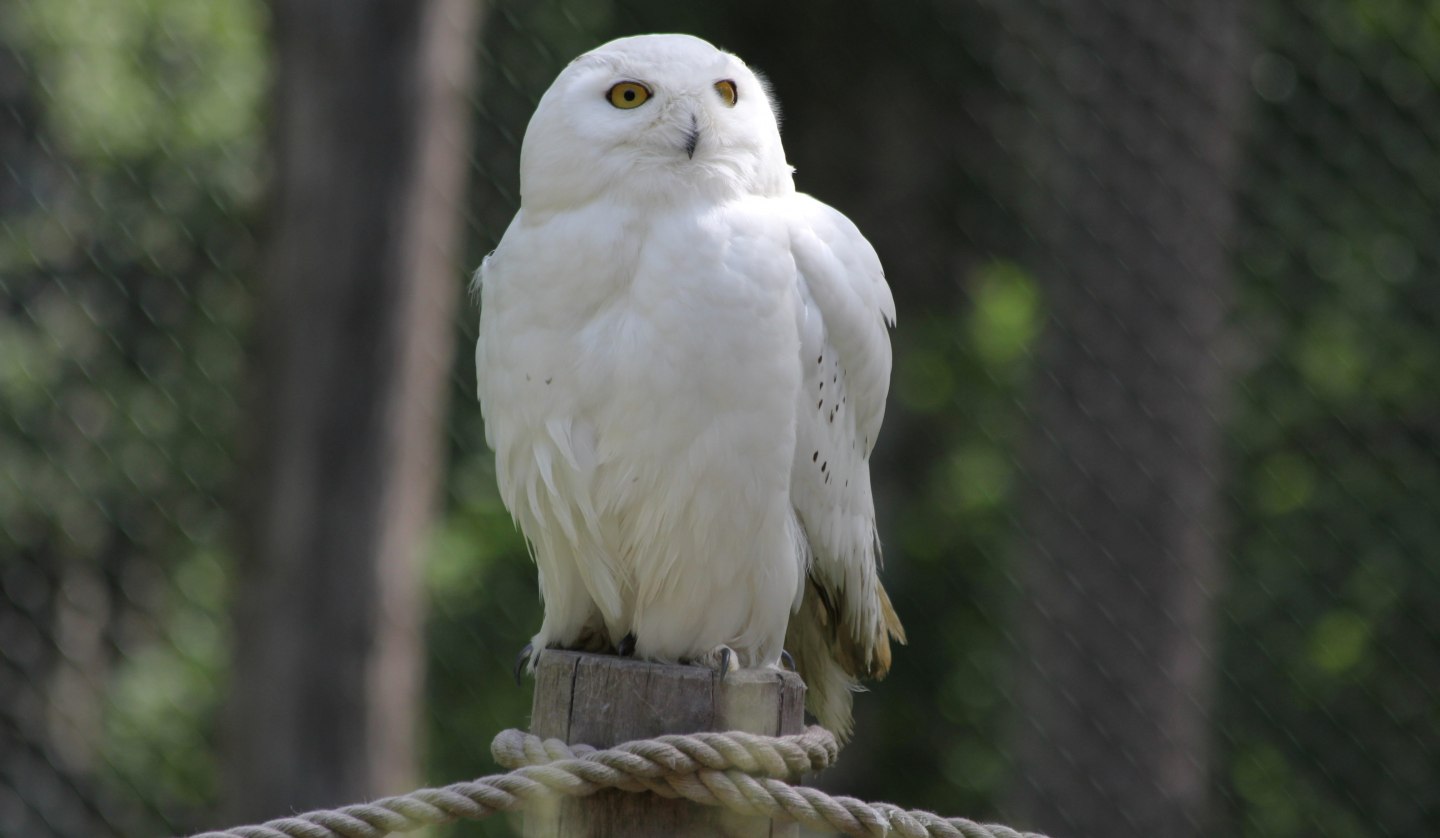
[687,645,738,677]
[617,632,637,657]
[780,649,796,671]
[513,642,534,686]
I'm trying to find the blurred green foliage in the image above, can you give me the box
[1,0,1437,835]
[1,0,262,831]
[1219,0,1440,834]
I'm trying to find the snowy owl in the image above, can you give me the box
[475,33,904,738]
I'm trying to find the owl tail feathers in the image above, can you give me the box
[789,587,861,741]
[869,581,908,678]
[801,645,862,743]
[788,579,906,743]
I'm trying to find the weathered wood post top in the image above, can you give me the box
[527,650,806,837]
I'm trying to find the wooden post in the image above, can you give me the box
[527,650,805,837]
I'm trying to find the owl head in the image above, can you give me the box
[518,34,795,210]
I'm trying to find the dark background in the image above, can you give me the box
[2,0,1437,836]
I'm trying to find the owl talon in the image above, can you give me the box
[617,633,637,657]
[514,642,534,686]
[780,649,796,671]
[688,645,738,677]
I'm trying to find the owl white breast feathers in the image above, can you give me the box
[475,33,903,739]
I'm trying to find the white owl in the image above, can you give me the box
[475,33,903,738]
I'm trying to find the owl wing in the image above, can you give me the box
[784,193,905,739]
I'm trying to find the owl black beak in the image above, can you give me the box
[683,113,699,159]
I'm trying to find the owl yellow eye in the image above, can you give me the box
[607,81,651,109]
[714,79,738,107]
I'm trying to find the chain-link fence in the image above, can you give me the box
[2,0,1437,836]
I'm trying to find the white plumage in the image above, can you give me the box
[475,33,903,738]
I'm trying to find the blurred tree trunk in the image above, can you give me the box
[1005,2,1247,837]
[226,0,478,821]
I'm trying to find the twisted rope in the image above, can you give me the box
[190,726,1047,838]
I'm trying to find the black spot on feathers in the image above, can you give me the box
[818,399,824,410]
[812,451,818,462]
[821,461,827,472]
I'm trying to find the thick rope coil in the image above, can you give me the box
[490,725,840,779]
[190,726,1047,838]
